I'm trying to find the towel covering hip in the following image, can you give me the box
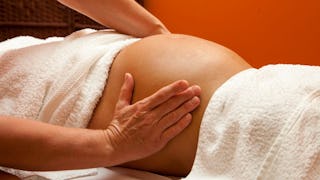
[0,29,140,128]
[0,29,140,179]
[187,64,320,180]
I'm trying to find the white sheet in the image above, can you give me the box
[20,167,176,180]
[79,167,176,180]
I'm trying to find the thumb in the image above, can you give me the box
[115,73,135,110]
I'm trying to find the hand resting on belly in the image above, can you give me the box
[89,34,252,176]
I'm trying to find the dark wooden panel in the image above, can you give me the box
[0,0,144,41]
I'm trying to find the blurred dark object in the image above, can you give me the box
[0,0,144,41]
[136,0,144,6]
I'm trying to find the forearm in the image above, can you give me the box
[0,116,113,171]
[58,0,169,37]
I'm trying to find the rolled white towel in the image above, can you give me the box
[186,64,320,180]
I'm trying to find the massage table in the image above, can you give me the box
[19,167,176,179]
[2,1,320,179]
[0,1,180,179]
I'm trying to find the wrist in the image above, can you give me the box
[45,128,112,170]
[99,130,116,167]
[43,128,118,170]
[148,23,170,36]
[100,127,138,167]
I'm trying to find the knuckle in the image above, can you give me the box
[139,113,153,126]
[175,88,194,103]
[172,122,185,135]
[184,97,199,109]
[120,84,129,92]
[125,104,138,114]
[156,91,167,101]
[134,110,148,119]
[146,113,156,122]
[136,100,148,110]
[169,110,179,119]
[183,88,194,97]
[131,112,140,121]
[161,131,173,143]
[133,111,156,127]
[185,101,195,109]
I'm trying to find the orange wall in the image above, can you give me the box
[144,0,320,67]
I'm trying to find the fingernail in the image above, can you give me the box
[184,113,192,124]
[125,73,129,80]
[192,97,200,104]
[178,80,189,89]
[192,85,201,94]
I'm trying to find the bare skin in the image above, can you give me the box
[89,34,252,176]
[58,0,170,37]
[0,33,200,177]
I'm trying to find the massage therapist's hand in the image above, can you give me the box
[103,73,201,165]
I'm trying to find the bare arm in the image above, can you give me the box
[0,116,109,171]
[57,0,170,37]
[0,74,200,171]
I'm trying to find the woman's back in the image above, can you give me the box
[89,34,251,176]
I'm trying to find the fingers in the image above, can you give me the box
[107,74,202,163]
[152,85,201,119]
[139,80,190,111]
[115,73,134,110]
[157,96,200,131]
[161,113,192,142]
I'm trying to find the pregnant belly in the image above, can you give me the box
[88,34,251,176]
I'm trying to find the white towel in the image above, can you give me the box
[0,167,98,180]
[186,64,320,180]
[0,28,139,127]
[0,29,140,179]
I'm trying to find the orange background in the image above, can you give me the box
[144,0,320,68]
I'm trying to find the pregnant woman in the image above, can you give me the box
[89,32,251,176]
[0,29,249,177]
[52,1,320,178]
[1,0,319,179]
[1,29,319,180]
[91,32,320,179]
